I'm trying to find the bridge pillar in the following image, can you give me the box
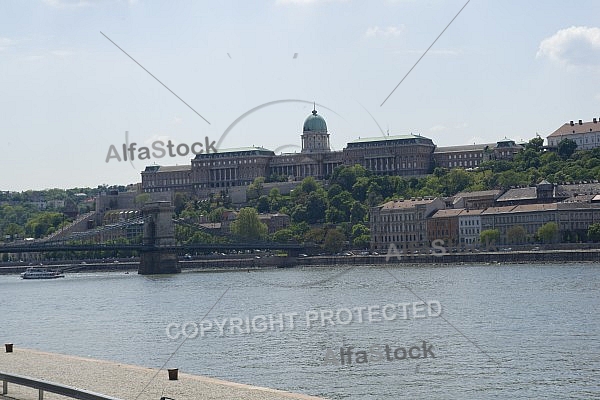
[138,201,180,275]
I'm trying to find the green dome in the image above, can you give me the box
[303,109,327,132]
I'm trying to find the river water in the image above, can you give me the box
[1,263,598,399]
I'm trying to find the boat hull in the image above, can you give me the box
[21,274,65,280]
[20,267,65,279]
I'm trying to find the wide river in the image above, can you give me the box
[1,263,598,399]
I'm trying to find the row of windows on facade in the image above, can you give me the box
[373,214,424,222]
[552,135,600,146]
[376,234,424,243]
[376,224,425,233]
[441,160,481,167]
[348,145,434,155]
[145,179,191,186]
[355,147,431,154]
[364,162,424,169]
[486,215,559,224]
[195,154,431,168]
[197,159,261,166]
[442,153,483,159]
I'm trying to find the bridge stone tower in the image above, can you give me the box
[138,201,180,275]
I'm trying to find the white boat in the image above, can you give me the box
[21,267,65,280]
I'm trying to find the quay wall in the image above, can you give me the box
[1,250,600,275]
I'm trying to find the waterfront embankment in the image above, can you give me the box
[2,249,600,275]
[0,347,324,400]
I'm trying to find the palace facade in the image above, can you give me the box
[142,108,437,195]
[141,108,522,196]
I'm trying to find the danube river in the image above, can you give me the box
[1,263,598,399]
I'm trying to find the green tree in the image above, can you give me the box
[351,224,370,248]
[289,222,310,240]
[208,207,225,223]
[2,222,25,241]
[352,177,370,202]
[291,204,308,223]
[256,195,270,213]
[305,190,327,223]
[351,223,370,239]
[558,138,577,159]
[328,190,354,221]
[230,207,268,240]
[526,136,544,152]
[323,228,346,253]
[350,201,368,224]
[25,212,66,238]
[537,222,558,244]
[272,228,294,243]
[173,192,188,216]
[247,177,265,200]
[303,227,325,244]
[325,207,346,223]
[268,188,285,211]
[480,229,500,246]
[135,193,150,207]
[352,235,371,249]
[444,168,472,195]
[587,223,600,242]
[299,176,319,194]
[506,225,527,244]
[331,164,368,192]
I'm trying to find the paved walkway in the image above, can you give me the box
[0,347,324,400]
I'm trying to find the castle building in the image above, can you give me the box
[547,118,600,150]
[433,139,522,169]
[141,108,436,195]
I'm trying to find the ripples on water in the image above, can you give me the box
[1,263,599,399]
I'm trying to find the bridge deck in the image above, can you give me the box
[0,348,322,400]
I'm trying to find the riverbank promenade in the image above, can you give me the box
[0,347,324,400]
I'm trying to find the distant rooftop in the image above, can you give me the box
[142,165,190,173]
[454,189,502,199]
[379,197,440,209]
[194,146,274,159]
[430,209,464,218]
[496,187,538,202]
[347,134,434,147]
[548,119,600,137]
[434,143,494,153]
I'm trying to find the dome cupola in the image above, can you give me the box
[301,105,331,153]
[303,108,328,133]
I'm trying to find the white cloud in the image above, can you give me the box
[537,26,600,68]
[429,124,446,132]
[365,25,405,38]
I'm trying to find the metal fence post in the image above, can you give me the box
[2,380,7,395]
[39,388,44,400]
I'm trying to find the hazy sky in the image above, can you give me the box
[2,0,600,191]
